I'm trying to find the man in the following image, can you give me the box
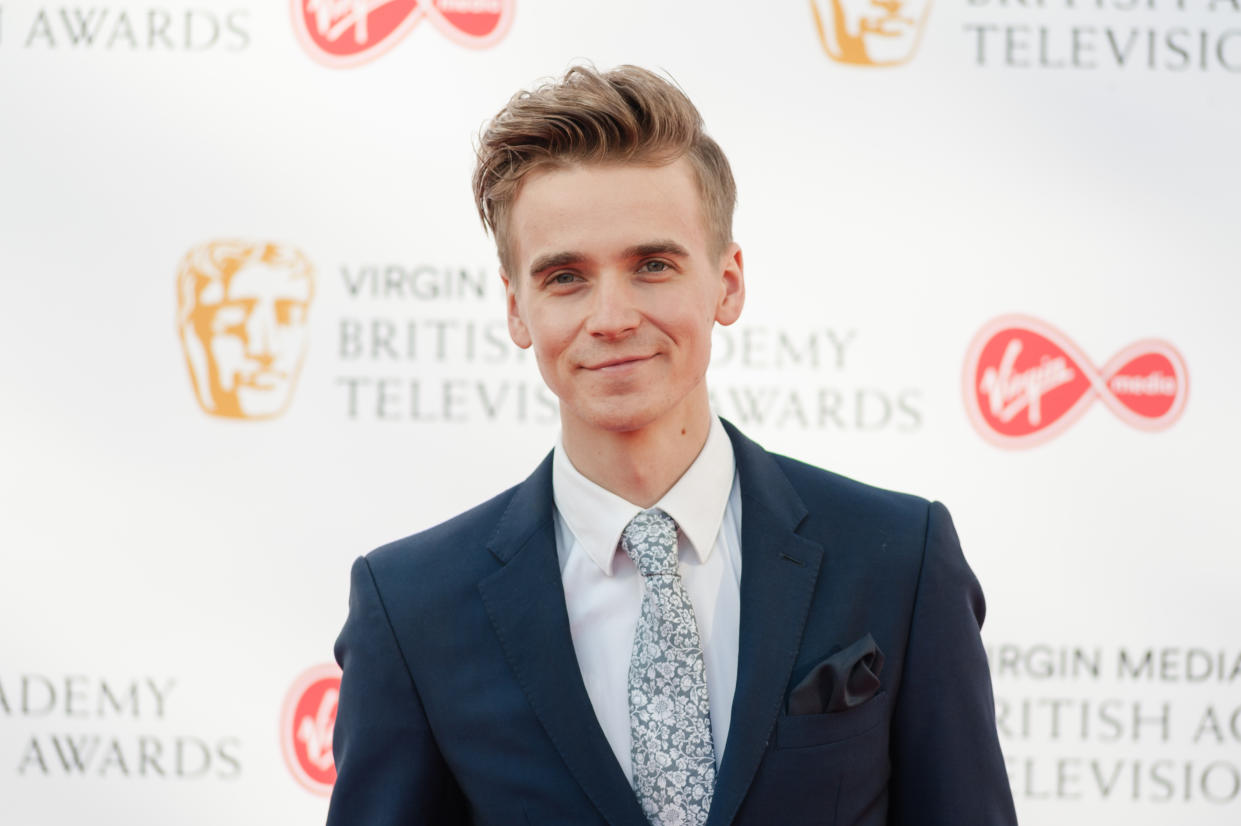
[327,65,1016,826]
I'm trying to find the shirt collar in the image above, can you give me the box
[552,416,737,576]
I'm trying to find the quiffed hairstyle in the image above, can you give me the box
[472,64,737,274]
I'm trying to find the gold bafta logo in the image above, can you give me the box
[810,0,932,67]
[176,240,315,420]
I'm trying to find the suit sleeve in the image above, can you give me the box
[887,502,1017,826]
[326,556,468,826]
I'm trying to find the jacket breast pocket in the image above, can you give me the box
[739,692,892,825]
[775,689,890,750]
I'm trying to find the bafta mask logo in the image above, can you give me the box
[176,240,315,420]
[810,0,932,67]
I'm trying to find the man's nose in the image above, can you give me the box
[584,277,641,339]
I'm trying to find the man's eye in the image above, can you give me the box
[639,260,670,273]
[550,272,579,285]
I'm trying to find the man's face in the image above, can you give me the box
[185,258,313,419]
[502,159,744,440]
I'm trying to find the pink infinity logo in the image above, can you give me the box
[963,315,1188,448]
[293,0,515,68]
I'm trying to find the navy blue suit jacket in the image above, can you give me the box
[327,422,1017,825]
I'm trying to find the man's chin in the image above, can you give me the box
[589,414,654,434]
[565,403,662,436]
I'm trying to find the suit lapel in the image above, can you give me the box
[707,422,825,826]
[477,455,649,826]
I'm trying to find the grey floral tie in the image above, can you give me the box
[622,508,716,826]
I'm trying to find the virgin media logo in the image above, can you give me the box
[280,664,341,795]
[963,315,1188,448]
[292,0,514,67]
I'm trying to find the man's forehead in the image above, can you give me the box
[508,159,707,273]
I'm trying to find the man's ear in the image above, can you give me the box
[501,267,532,349]
[714,242,745,327]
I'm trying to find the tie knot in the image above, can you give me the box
[621,509,679,577]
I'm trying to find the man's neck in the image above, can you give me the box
[561,406,713,509]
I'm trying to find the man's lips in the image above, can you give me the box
[581,354,656,371]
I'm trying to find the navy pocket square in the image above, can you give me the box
[787,633,885,715]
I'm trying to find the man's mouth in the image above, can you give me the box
[582,354,655,371]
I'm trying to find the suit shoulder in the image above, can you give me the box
[773,453,928,515]
[365,482,520,583]
[767,452,936,553]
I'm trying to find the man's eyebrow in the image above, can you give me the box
[528,251,586,278]
[622,240,690,260]
[526,241,690,278]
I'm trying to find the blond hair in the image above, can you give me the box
[472,64,736,274]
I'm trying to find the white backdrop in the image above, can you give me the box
[2,0,1238,824]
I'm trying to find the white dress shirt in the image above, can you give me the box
[551,415,743,783]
